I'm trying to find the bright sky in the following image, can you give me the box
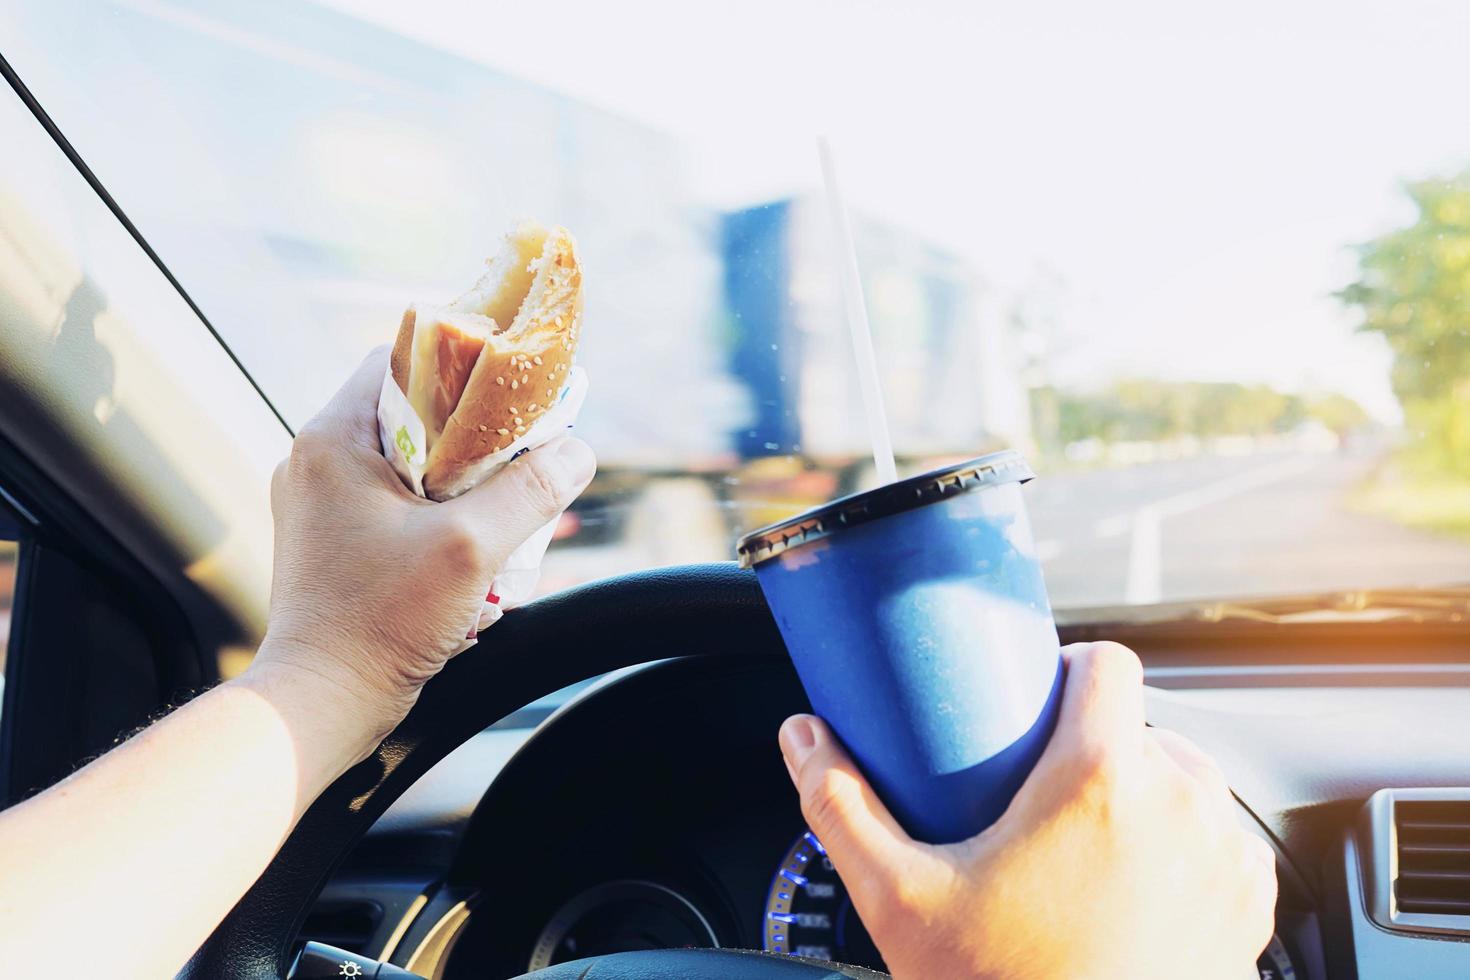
[322,0,1470,421]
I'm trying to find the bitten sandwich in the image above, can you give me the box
[390,222,583,499]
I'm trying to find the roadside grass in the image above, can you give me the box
[1351,460,1470,541]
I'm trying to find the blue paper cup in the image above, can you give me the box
[738,451,1063,844]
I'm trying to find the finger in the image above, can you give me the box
[442,436,596,570]
[1149,727,1232,801]
[1238,832,1278,955]
[270,458,290,513]
[1048,641,1146,761]
[778,714,937,910]
[308,345,391,453]
[1140,728,1234,834]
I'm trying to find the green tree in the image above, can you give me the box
[1306,393,1369,437]
[1037,380,1353,452]
[1339,172,1470,476]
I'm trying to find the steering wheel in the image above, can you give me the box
[180,563,889,980]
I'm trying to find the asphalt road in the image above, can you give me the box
[1026,448,1470,610]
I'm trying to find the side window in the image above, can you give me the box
[0,485,198,803]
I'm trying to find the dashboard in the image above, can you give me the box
[340,650,1461,980]
[297,610,1470,980]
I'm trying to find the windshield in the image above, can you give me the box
[4,0,1468,614]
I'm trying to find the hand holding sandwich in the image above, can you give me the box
[259,221,594,756]
[253,346,596,759]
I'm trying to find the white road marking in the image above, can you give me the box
[1124,509,1163,603]
[1122,455,1322,604]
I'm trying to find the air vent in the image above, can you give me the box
[1395,800,1470,916]
[1361,788,1470,935]
[293,899,382,957]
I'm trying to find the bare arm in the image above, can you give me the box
[0,659,375,978]
[0,348,595,979]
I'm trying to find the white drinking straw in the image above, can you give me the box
[817,136,898,487]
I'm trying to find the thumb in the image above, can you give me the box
[778,715,940,911]
[443,436,596,569]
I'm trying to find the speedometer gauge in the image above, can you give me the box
[762,831,883,970]
[765,829,1299,980]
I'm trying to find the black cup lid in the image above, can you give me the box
[736,449,1035,568]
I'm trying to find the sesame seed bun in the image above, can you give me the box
[389,222,583,500]
[389,306,415,395]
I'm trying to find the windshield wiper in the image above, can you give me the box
[1059,587,1470,627]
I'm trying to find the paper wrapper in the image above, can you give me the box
[378,364,589,640]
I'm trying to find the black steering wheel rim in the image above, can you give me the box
[506,948,888,979]
[182,562,810,979]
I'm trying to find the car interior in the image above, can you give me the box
[3,5,1470,980]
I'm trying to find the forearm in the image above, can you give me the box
[0,647,380,979]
